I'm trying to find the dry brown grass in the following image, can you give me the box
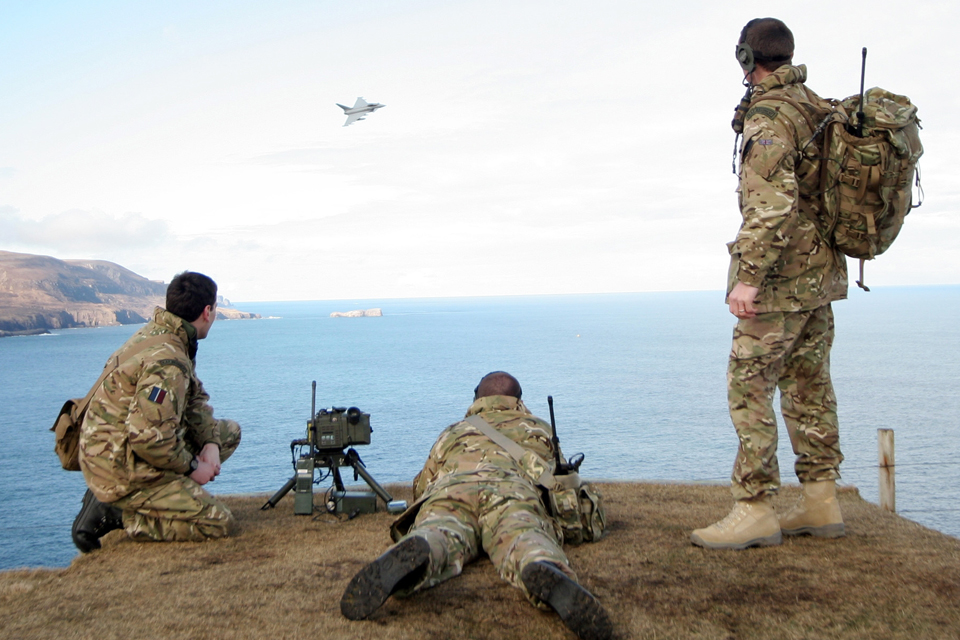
[3,483,960,640]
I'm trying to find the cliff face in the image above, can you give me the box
[0,251,257,335]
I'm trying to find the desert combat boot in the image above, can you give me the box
[691,498,782,550]
[779,480,845,538]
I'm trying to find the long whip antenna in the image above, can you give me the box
[857,47,868,137]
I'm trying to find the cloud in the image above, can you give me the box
[0,208,172,255]
[0,168,15,179]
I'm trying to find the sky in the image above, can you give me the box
[2,0,957,302]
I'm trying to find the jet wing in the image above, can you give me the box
[343,112,366,127]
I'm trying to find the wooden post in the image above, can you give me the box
[878,428,895,512]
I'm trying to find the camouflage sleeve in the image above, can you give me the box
[733,113,799,287]
[127,360,193,474]
[181,377,222,449]
[412,427,450,500]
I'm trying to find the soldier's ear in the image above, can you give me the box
[473,384,480,400]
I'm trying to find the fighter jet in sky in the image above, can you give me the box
[337,97,385,126]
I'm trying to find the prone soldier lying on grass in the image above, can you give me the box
[340,371,612,640]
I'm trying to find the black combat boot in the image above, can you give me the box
[340,535,430,620]
[71,489,124,553]
[521,561,614,640]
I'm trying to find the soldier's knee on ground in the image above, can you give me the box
[126,507,234,543]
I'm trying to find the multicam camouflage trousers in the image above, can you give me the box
[112,419,242,542]
[395,478,575,605]
[728,304,843,501]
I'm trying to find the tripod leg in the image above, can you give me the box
[331,463,346,492]
[352,460,394,504]
[262,475,296,510]
[342,449,398,504]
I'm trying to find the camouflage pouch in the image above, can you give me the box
[547,473,606,544]
[577,481,606,542]
[52,399,84,471]
[548,473,585,544]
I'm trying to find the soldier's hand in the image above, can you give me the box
[198,442,222,477]
[190,460,218,485]
[728,282,759,319]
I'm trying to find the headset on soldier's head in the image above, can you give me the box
[736,42,756,73]
[736,41,792,74]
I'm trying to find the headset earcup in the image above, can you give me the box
[736,43,755,73]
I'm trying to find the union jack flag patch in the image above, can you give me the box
[148,386,167,404]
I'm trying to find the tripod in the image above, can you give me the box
[261,445,406,515]
[261,381,408,516]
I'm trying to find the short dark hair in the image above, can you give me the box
[475,371,522,400]
[166,271,217,322]
[740,18,794,72]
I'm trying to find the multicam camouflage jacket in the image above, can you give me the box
[728,64,848,313]
[80,307,223,503]
[411,395,559,502]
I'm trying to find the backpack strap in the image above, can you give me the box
[751,93,845,244]
[750,93,841,160]
[749,94,820,136]
[74,333,177,417]
[464,414,558,488]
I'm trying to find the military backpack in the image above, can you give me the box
[747,87,923,290]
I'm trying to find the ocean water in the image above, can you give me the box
[1,288,958,570]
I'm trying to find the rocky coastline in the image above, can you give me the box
[0,251,259,337]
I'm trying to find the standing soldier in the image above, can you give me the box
[340,371,612,640]
[72,271,241,552]
[692,18,848,550]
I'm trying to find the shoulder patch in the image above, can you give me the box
[157,358,189,375]
[148,386,167,404]
[746,105,778,121]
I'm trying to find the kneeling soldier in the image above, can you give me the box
[72,271,241,551]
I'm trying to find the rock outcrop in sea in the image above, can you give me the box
[330,308,383,318]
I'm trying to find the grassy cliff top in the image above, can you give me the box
[3,483,959,640]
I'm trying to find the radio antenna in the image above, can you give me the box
[857,47,868,137]
[547,396,564,472]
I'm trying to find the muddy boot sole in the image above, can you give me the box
[340,536,430,620]
[521,561,613,640]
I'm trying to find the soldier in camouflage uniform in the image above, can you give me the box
[340,372,612,640]
[692,18,848,550]
[72,271,241,552]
